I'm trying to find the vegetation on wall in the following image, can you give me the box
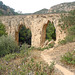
[46,22,56,41]
[59,10,75,30]
[59,10,75,45]
[0,22,7,36]
[19,26,31,45]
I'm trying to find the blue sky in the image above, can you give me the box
[1,0,75,13]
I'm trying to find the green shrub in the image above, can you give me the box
[58,10,75,45]
[10,60,55,75]
[46,22,56,41]
[0,64,6,74]
[48,43,54,48]
[59,25,75,45]
[59,10,75,30]
[0,22,7,36]
[65,36,74,43]
[49,61,55,73]
[29,46,36,50]
[0,35,19,57]
[61,51,75,65]
[59,35,75,45]
[59,40,67,45]
[20,43,30,51]
[4,53,17,61]
[68,25,75,35]
[19,26,31,45]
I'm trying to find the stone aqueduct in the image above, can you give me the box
[0,14,66,47]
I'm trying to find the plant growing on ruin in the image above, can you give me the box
[0,22,7,36]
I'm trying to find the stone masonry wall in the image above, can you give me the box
[0,14,66,47]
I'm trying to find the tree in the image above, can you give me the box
[19,26,31,45]
[46,22,56,41]
[0,1,3,6]
[0,35,19,57]
[0,22,7,36]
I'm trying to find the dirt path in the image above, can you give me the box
[41,42,75,75]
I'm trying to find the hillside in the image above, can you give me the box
[48,1,75,13]
[33,8,48,14]
[0,1,18,16]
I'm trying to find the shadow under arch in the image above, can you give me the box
[41,20,56,47]
[15,24,32,45]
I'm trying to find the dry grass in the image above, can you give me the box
[0,49,55,75]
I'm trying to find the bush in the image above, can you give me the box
[59,36,74,45]
[59,40,67,45]
[19,26,31,45]
[65,36,74,43]
[59,10,75,30]
[61,50,75,65]
[20,43,30,51]
[59,25,75,45]
[46,22,56,41]
[0,22,7,36]
[0,35,19,57]
[4,53,17,61]
[68,25,75,35]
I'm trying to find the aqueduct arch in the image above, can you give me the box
[0,14,66,47]
[15,24,32,45]
[40,20,50,47]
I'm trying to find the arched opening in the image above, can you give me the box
[41,21,56,47]
[15,25,31,46]
[19,25,31,45]
[46,21,56,41]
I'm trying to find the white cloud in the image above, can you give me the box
[1,0,75,13]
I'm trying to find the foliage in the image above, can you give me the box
[4,53,17,61]
[10,61,54,75]
[59,40,67,45]
[34,8,48,14]
[0,22,7,36]
[68,25,75,35]
[0,1,3,5]
[0,35,19,57]
[0,1,19,16]
[19,26,31,45]
[0,49,55,75]
[3,49,30,62]
[29,43,54,51]
[20,43,30,51]
[49,2,75,14]
[46,22,56,41]
[0,10,4,16]
[59,25,75,45]
[0,64,6,74]
[59,10,75,45]
[29,46,35,50]
[59,35,75,45]
[59,10,75,30]
[61,50,75,65]
[48,43,54,48]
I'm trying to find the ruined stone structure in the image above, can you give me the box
[0,14,66,47]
